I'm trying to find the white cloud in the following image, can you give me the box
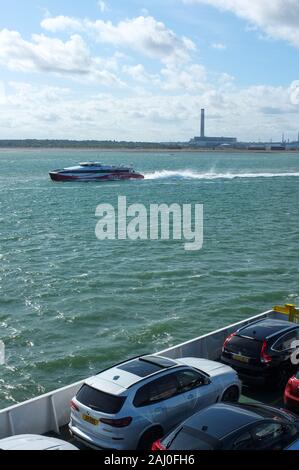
[184,0,299,48]
[160,64,207,91]
[0,80,6,104]
[90,16,196,63]
[41,15,83,33]
[123,64,160,84]
[0,29,124,86]
[1,79,299,141]
[41,15,196,64]
[289,81,299,105]
[97,1,108,12]
[212,42,226,50]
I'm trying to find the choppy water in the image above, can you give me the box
[0,149,299,408]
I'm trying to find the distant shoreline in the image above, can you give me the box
[1,147,299,153]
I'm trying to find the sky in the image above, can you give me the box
[0,0,299,142]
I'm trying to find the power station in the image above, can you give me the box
[190,108,237,147]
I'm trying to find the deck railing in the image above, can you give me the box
[0,309,289,438]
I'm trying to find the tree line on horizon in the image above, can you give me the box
[0,139,183,149]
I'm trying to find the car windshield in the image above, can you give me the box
[163,426,218,450]
[76,384,126,413]
[296,370,299,380]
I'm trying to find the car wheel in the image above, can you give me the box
[221,386,239,403]
[137,427,163,450]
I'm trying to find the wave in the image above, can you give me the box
[144,169,299,180]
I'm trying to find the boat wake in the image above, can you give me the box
[144,170,299,180]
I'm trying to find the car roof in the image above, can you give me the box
[237,319,297,341]
[183,404,263,440]
[0,435,78,450]
[86,355,179,392]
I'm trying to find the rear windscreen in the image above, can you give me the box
[227,335,262,356]
[76,384,125,413]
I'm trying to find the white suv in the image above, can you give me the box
[69,354,241,450]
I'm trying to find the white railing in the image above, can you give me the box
[0,309,284,438]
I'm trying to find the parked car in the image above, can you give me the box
[221,318,299,387]
[69,354,241,450]
[0,434,78,450]
[152,403,299,450]
[284,370,299,411]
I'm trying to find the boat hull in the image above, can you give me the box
[49,172,144,182]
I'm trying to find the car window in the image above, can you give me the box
[231,431,254,450]
[167,428,215,450]
[175,369,205,393]
[133,374,179,407]
[252,422,285,449]
[273,331,298,351]
[76,385,126,413]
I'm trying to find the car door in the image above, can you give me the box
[175,369,215,416]
[133,373,185,432]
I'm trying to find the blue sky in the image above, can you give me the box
[0,0,299,141]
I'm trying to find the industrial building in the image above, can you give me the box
[189,109,237,147]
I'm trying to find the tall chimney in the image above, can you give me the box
[200,108,205,138]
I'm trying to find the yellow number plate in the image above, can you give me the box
[233,354,249,363]
[82,414,99,426]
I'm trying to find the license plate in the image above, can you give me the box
[82,414,99,426]
[232,354,249,363]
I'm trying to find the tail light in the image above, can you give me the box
[151,439,166,451]
[260,340,272,363]
[100,417,133,428]
[285,376,299,397]
[70,399,80,412]
[222,332,236,352]
[284,380,292,396]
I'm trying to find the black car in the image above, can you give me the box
[153,403,299,450]
[221,318,299,387]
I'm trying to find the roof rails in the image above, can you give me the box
[96,353,150,375]
[139,355,178,368]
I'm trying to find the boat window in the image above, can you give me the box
[76,384,125,413]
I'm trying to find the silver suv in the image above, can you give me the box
[69,354,241,450]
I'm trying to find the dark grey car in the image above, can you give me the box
[156,403,299,450]
[221,319,299,387]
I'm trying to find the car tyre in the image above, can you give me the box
[137,427,163,450]
[221,386,239,403]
